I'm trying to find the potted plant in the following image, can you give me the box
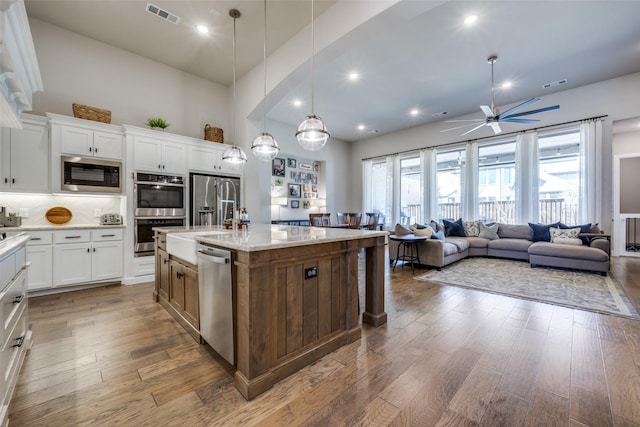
[147,117,170,130]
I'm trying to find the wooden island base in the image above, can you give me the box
[233,235,386,400]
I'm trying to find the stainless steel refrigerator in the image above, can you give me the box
[189,173,241,226]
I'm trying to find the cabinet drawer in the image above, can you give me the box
[1,268,26,335]
[91,228,124,242]
[1,304,27,390]
[54,230,91,244]
[26,231,53,246]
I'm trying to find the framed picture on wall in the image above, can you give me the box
[288,183,301,198]
[290,200,299,208]
[287,158,297,168]
[299,162,312,170]
[272,158,285,177]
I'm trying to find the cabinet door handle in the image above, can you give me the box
[12,178,15,184]
[95,147,98,153]
[101,234,116,237]
[89,147,92,152]
[176,271,183,279]
[162,165,165,169]
[30,237,42,241]
[13,295,24,304]
[163,258,169,264]
[93,247,96,252]
[65,235,82,239]
[12,335,25,348]
[4,178,7,183]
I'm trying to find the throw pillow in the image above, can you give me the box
[414,226,433,238]
[394,223,412,236]
[550,226,581,240]
[412,223,428,229]
[463,220,480,237]
[443,218,466,237]
[478,222,500,240]
[559,222,592,244]
[590,223,601,234]
[431,230,445,241]
[430,220,445,233]
[498,224,532,239]
[528,222,561,242]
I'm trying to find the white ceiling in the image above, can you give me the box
[24,1,640,142]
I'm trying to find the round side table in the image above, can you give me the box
[389,234,428,274]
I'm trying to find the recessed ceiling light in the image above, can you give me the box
[357,124,365,131]
[348,72,359,81]
[197,25,209,34]
[410,108,420,117]
[501,81,512,89]
[293,99,302,107]
[464,15,477,25]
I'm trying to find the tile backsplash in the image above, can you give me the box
[0,193,124,226]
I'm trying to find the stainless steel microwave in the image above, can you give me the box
[61,156,122,193]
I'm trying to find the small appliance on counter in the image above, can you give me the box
[3,213,22,227]
[100,213,123,225]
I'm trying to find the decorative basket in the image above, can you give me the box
[204,124,224,143]
[72,103,111,124]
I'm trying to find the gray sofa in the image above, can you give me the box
[389,223,610,275]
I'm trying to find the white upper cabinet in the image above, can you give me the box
[131,134,186,175]
[59,122,123,160]
[0,114,49,192]
[188,143,241,176]
[0,0,43,129]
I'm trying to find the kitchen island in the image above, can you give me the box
[154,224,387,399]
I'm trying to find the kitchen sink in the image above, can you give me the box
[166,230,230,265]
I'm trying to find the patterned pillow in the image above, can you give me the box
[549,226,581,240]
[463,220,480,237]
[429,220,445,233]
[478,222,500,240]
[551,237,583,245]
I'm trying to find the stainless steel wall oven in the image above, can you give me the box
[133,172,185,255]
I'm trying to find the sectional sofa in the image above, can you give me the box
[388,221,610,275]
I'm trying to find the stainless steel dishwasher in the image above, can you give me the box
[196,242,234,365]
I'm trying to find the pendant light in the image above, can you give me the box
[222,9,248,168]
[295,0,329,151]
[251,0,280,161]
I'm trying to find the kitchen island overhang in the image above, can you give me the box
[155,224,388,400]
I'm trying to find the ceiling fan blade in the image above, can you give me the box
[440,122,486,132]
[499,118,539,124]
[480,105,494,118]
[501,105,560,119]
[489,122,502,134]
[496,98,540,119]
[461,123,487,136]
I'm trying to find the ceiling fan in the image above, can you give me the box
[442,55,559,136]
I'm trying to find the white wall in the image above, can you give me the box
[28,18,229,140]
[350,72,640,230]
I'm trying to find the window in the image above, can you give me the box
[369,159,390,225]
[437,148,464,220]
[399,156,421,224]
[538,129,580,224]
[478,141,516,223]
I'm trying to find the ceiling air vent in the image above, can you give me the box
[146,3,180,25]
[542,78,568,89]
[432,111,448,118]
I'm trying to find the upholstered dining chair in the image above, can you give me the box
[348,212,363,229]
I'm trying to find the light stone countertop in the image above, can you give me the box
[154,224,388,252]
[0,232,30,260]
[0,224,125,232]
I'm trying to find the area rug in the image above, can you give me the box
[414,257,640,319]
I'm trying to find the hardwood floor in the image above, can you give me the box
[9,255,640,426]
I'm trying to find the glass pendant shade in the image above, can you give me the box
[296,114,329,151]
[251,132,279,161]
[222,145,247,170]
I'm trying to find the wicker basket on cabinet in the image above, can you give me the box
[72,103,112,124]
[204,124,224,143]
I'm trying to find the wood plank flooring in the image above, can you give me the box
[9,255,640,426]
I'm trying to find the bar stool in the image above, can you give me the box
[389,234,427,274]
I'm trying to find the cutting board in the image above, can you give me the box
[45,207,72,225]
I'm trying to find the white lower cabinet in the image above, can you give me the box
[31,228,125,289]
[25,231,53,291]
